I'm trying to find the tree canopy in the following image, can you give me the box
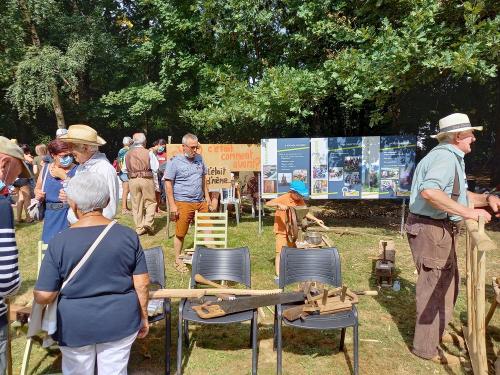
[1,0,498,181]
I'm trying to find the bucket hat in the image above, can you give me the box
[289,180,309,198]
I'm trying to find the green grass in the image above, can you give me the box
[9,204,500,374]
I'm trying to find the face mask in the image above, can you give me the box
[158,146,165,153]
[0,161,12,192]
[59,155,74,167]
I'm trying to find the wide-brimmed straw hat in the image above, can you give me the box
[431,113,483,139]
[0,136,33,178]
[59,124,106,146]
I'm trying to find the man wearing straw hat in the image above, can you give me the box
[0,137,28,373]
[406,113,499,364]
[59,124,119,223]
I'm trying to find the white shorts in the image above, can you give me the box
[59,331,138,375]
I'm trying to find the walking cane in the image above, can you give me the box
[6,298,12,375]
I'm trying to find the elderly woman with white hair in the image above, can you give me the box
[34,172,150,375]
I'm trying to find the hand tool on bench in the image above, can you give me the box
[149,288,283,299]
[194,274,268,318]
[194,274,236,301]
[191,292,307,319]
[283,288,378,321]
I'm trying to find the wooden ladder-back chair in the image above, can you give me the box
[193,211,228,249]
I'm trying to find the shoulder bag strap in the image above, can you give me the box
[60,220,116,290]
[41,164,50,192]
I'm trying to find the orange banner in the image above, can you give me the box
[166,144,261,188]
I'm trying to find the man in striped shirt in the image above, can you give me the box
[0,136,30,373]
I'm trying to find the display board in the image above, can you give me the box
[261,138,310,198]
[166,143,260,188]
[262,136,416,199]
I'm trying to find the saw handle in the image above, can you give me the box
[192,302,226,319]
[194,274,224,289]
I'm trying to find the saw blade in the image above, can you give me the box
[209,292,305,314]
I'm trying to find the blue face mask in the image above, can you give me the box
[158,146,165,153]
[59,155,74,167]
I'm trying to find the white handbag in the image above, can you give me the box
[27,221,116,340]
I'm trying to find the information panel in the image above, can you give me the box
[261,136,416,199]
[379,135,416,198]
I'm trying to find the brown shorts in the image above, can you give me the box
[175,201,209,238]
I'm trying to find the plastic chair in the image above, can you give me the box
[143,247,171,375]
[221,185,241,225]
[274,247,358,375]
[177,246,258,375]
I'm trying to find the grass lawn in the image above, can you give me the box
[9,201,500,374]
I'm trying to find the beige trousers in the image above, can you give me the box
[129,177,157,232]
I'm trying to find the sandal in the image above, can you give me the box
[175,262,189,273]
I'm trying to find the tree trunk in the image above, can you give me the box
[18,0,66,129]
[492,118,500,187]
[50,86,66,129]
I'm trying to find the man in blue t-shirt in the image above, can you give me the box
[0,137,31,373]
[164,134,213,272]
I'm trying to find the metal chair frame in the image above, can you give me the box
[177,246,258,375]
[274,247,358,375]
[144,247,171,375]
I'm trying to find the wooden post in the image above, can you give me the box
[258,172,262,235]
[476,216,487,374]
[399,199,406,237]
[462,213,497,375]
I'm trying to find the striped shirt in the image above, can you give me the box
[0,195,21,319]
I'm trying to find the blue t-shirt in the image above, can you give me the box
[35,223,148,347]
[164,154,207,202]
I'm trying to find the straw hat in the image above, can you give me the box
[431,113,483,139]
[59,124,106,146]
[0,136,33,178]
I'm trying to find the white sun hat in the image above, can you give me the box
[431,113,483,139]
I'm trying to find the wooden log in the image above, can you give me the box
[307,226,382,238]
[149,288,283,299]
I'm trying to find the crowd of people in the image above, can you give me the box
[0,125,216,374]
[0,113,499,374]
